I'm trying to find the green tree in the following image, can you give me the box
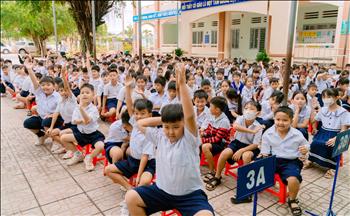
[0,1,76,56]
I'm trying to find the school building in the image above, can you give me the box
[132,0,350,67]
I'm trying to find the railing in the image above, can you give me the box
[293,43,349,65]
[192,43,218,48]
[161,43,177,48]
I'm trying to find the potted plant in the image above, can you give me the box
[256,49,270,64]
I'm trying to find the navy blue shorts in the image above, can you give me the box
[42,116,64,128]
[105,141,123,164]
[71,126,105,147]
[115,156,155,178]
[256,118,274,132]
[59,122,75,130]
[72,88,80,97]
[24,116,63,130]
[202,141,225,156]
[227,139,260,164]
[134,184,214,215]
[20,90,30,97]
[106,98,118,110]
[276,158,303,185]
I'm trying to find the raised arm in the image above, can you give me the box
[176,64,197,136]
[137,117,162,134]
[61,63,72,97]
[26,63,39,90]
[125,74,134,116]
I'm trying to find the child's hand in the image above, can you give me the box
[298,145,308,155]
[135,176,140,186]
[46,127,53,136]
[233,149,244,161]
[125,74,134,88]
[326,137,336,147]
[74,119,83,124]
[175,63,186,84]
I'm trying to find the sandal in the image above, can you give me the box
[203,172,215,183]
[288,198,302,216]
[230,195,252,204]
[324,169,335,179]
[303,161,313,169]
[205,177,221,191]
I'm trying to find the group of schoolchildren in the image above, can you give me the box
[1,53,350,216]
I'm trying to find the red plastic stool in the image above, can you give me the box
[76,144,107,166]
[200,152,220,168]
[161,209,181,216]
[340,154,344,167]
[265,174,288,204]
[224,160,244,178]
[104,108,116,123]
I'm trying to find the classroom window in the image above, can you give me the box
[249,28,265,50]
[211,30,217,44]
[192,31,203,44]
[231,29,240,49]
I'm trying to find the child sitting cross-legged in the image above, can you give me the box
[259,106,309,216]
[200,96,231,184]
[125,64,214,216]
[205,101,263,197]
[60,83,105,171]
[104,74,156,192]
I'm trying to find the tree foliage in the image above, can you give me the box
[0,1,76,56]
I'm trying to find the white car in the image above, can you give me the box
[1,42,11,54]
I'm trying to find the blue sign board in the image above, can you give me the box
[181,0,247,12]
[236,156,276,200]
[133,9,180,22]
[332,130,350,158]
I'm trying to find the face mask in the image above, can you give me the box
[243,110,257,121]
[323,98,334,107]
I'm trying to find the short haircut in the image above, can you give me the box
[232,71,241,77]
[201,79,211,87]
[167,81,176,91]
[193,89,208,100]
[134,98,153,113]
[35,73,43,79]
[270,90,284,104]
[54,77,63,85]
[244,101,262,112]
[210,96,227,112]
[80,83,94,92]
[101,71,108,77]
[274,106,294,119]
[136,75,147,82]
[216,68,224,75]
[154,76,166,86]
[292,90,307,103]
[108,68,118,74]
[118,66,125,73]
[322,88,339,98]
[82,67,88,73]
[338,77,349,85]
[39,76,55,85]
[270,77,279,84]
[307,83,317,90]
[121,111,131,125]
[91,65,100,72]
[161,104,184,123]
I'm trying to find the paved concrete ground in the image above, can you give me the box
[1,96,350,216]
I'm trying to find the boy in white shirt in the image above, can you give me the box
[159,81,179,113]
[102,68,122,118]
[193,90,210,129]
[125,64,214,216]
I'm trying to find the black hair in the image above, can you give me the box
[118,66,125,73]
[54,77,63,85]
[35,73,43,79]
[80,83,94,92]
[39,76,55,85]
[82,67,88,73]
[292,90,307,103]
[274,106,294,119]
[322,88,339,98]
[307,83,317,90]
[232,71,241,77]
[226,88,242,114]
[201,79,211,87]
[101,71,108,77]
[338,77,349,85]
[134,98,153,113]
[136,75,147,82]
[161,104,184,123]
[58,82,65,89]
[121,111,131,125]
[167,81,176,91]
[216,68,224,75]
[193,89,208,100]
[108,68,118,74]
[244,101,262,112]
[210,96,227,112]
[164,70,174,81]
[270,90,284,104]
[154,76,166,87]
[91,65,100,72]
[270,77,279,84]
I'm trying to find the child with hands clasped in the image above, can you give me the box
[289,91,311,140]
[260,106,309,216]
[125,64,214,216]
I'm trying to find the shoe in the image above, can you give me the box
[119,200,129,216]
[66,152,83,166]
[34,136,46,146]
[84,155,95,171]
[51,143,60,152]
[62,150,74,159]
[52,148,66,154]
[230,196,252,204]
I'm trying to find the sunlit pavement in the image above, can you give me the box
[1,96,349,216]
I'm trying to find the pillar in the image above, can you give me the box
[336,1,350,68]
[155,1,161,55]
[218,12,226,60]
[133,4,137,55]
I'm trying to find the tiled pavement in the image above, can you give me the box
[1,96,350,216]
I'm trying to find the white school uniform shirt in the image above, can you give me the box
[21,76,32,92]
[187,84,198,99]
[328,69,337,76]
[55,95,77,124]
[194,106,210,129]
[315,107,350,131]
[261,125,308,159]
[201,112,230,130]
[289,104,311,125]
[145,127,202,196]
[33,87,61,118]
[103,82,122,99]
[13,75,26,89]
[129,117,155,159]
[1,71,11,82]
[315,79,331,94]
[241,86,254,105]
[132,88,151,102]
[149,92,168,110]
[71,103,100,134]
[306,94,319,110]
[159,97,180,114]
[262,77,270,88]
[261,87,274,101]
[105,120,128,143]
[97,83,107,96]
[234,116,262,145]
[260,100,273,121]
[90,78,103,94]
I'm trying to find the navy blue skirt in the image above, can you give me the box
[309,127,338,169]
